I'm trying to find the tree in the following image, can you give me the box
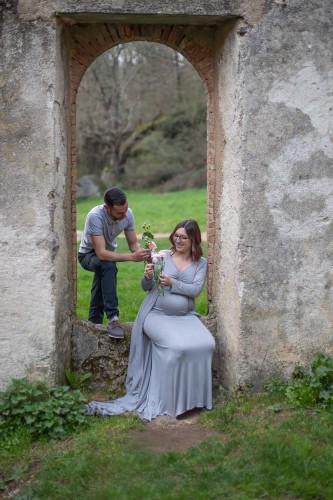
[76,42,206,190]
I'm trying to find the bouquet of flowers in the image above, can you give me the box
[142,223,166,296]
[151,251,166,296]
[142,223,156,252]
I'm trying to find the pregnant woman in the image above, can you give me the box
[86,219,216,421]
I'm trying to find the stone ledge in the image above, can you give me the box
[72,317,218,393]
[72,318,132,392]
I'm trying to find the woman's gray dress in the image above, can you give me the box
[86,251,215,421]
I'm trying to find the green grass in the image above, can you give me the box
[76,188,207,232]
[76,189,207,322]
[3,392,333,499]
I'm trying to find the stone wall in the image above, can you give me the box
[0,2,73,388]
[216,1,333,387]
[0,0,332,391]
[72,320,131,393]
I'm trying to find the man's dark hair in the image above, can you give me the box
[104,187,127,207]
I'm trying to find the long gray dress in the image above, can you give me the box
[86,251,215,421]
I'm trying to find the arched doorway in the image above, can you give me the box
[66,18,244,389]
[75,40,208,322]
[68,23,216,307]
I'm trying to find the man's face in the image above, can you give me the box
[105,201,128,221]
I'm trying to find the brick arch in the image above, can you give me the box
[70,24,214,93]
[69,23,215,300]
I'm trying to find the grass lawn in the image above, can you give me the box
[76,189,208,322]
[2,391,333,499]
[76,188,207,233]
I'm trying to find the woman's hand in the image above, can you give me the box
[159,273,173,287]
[144,263,154,280]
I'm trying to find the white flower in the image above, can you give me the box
[152,255,159,264]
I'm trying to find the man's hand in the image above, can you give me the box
[91,233,151,263]
[131,248,151,262]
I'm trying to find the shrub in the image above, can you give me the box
[263,376,289,396]
[0,379,88,441]
[286,353,333,407]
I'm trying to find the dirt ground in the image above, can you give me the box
[128,409,222,453]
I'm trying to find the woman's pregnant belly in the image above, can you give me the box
[153,290,189,316]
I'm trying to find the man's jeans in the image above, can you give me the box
[78,251,118,324]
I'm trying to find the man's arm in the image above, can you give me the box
[91,234,150,262]
[124,229,140,253]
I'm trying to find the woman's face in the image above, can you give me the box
[173,227,191,255]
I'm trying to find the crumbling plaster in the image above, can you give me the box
[227,1,333,386]
[0,4,72,388]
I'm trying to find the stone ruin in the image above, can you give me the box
[1,0,332,392]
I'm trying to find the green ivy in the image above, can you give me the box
[0,379,88,441]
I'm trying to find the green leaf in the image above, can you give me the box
[24,415,36,425]
[142,230,154,240]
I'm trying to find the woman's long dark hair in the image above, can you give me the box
[169,219,203,261]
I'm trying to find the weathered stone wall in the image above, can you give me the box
[0,3,72,389]
[0,0,332,391]
[212,0,333,387]
[72,320,131,393]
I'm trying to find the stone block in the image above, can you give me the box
[72,319,131,392]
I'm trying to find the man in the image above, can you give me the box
[78,187,151,339]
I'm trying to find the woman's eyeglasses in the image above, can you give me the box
[173,233,189,241]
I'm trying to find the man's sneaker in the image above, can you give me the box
[107,318,124,339]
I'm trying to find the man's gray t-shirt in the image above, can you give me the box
[79,205,135,254]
